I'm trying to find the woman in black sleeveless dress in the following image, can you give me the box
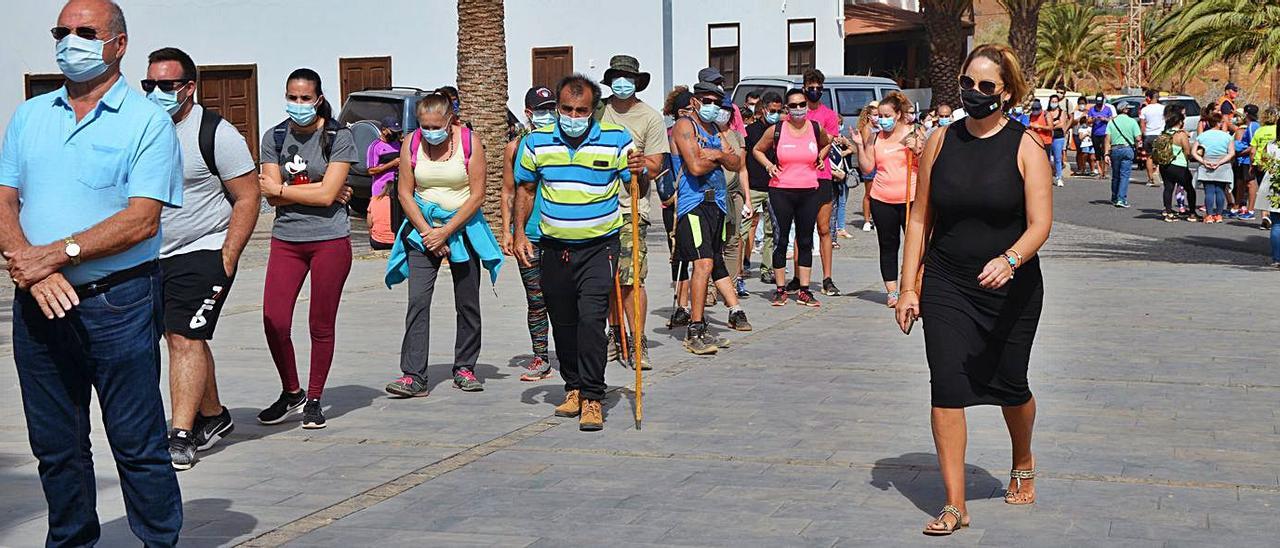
[896,44,1054,536]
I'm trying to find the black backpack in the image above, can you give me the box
[271,117,345,165]
[197,107,226,179]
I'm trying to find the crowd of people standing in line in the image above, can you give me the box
[27,0,1280,544]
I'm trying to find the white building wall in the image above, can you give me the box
[2,0,845,131]
[0,0,458,130]
[503,0,666,119]
[670,0,844,86]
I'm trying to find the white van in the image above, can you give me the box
[732,75,902,131]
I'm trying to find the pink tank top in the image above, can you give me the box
[869,135,915,204]
[771,122,819,190]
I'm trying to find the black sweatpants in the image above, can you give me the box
[869,198,907,282]
[1159,164,1197,213]
[768,187,822,269]
[540,236,618,402]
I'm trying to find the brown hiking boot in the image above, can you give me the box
[579,399,603,431]
[554,390,581,417]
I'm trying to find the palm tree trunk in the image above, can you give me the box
[923,0,972,108]
[1004,0,1043,89]
[457,0,508,230]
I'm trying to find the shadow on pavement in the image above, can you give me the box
[870,452,1003,515]
[99,498,256,548]
[1052,232,1273,267]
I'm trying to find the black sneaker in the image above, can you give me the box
[667,307,691,329]
[760,270,776,285]
[1262,216,1274,230]
[728,309,752,332]
[302,399,326,429]
[193,406,235,452]
[257,390,306,425]
[821,278,841,297]
[683,322,719,355]
[785,277,801,293]
[169,428,197,471]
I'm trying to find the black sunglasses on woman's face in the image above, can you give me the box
[785,102,806,109]
[958,75,1001,96]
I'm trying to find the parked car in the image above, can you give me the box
[337,87,435,214]
[732,75,902,131]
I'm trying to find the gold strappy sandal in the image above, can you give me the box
[922,504,969,536]
[1005,468,1037,505]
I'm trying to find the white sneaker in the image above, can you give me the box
[862,222,874,232]
[1054,178,1064,187]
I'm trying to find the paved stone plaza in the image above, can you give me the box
[1,177,1278,547]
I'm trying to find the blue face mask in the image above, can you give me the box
[938,117,952,127]
[560,115,590,137]
[147,87,187,116]
[56,34,117,83]
[698,102,721,124]
[878,117,896,132]
[764,111,782,124]
[421,127,449,146]
[530,110,556,129]
[611,77,636,100]
[285,101,319,126]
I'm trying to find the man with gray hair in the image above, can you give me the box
[0,1,183,545]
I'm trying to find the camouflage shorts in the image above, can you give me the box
[619,214,649,286]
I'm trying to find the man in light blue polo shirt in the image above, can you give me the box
[0,1,184,546]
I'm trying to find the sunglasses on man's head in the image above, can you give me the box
[51,26,106,41]
[958,75,1001,96]
[141,79,191,93]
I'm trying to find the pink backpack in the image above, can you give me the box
[409,125,472,172]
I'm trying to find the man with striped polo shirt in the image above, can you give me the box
[513,74,642,431]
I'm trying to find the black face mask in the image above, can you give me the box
[961,89,1001,120]
[804,88,822,102]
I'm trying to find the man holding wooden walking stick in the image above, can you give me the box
[513,74,644,431]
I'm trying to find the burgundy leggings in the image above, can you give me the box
[263,237,353,399]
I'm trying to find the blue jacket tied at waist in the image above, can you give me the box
[385,194,503,288]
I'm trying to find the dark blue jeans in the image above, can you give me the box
[1110,145,1135,203]
[13,270,182,547]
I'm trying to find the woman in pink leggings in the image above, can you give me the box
[255,68,358,429]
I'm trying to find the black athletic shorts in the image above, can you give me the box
[674,201,730,281]
[161,249,235,340]
[817,178,835,204]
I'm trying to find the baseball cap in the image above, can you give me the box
[524,86,556,110]
[1225,82,1240,91]
[381,116,402,132]
[697,67,724,84]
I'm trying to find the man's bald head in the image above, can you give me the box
[58,0,126,37]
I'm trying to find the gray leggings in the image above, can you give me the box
[399,236,481,381]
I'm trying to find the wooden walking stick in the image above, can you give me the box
[631,162,645,430]
[612,268,630,365]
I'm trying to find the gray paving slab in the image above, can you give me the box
[1,182,1278,546]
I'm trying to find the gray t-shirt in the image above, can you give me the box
[161,105,257,258]
[260,122,357,242]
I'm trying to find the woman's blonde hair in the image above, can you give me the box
[962,43,1029,111]
[416,93,452,117]
[1262,106,1280,126]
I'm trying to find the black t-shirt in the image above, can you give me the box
[744,120,771,191]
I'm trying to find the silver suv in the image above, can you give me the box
[732,75,902,130]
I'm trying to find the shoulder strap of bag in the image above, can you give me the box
[272,120,290,164]
[461,125,473,173]
[198,107,223,179]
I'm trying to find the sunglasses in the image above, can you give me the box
[141,79,191,93]
[785,102,807,109]
[51,26,107,41]
[958,75,1001,96]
